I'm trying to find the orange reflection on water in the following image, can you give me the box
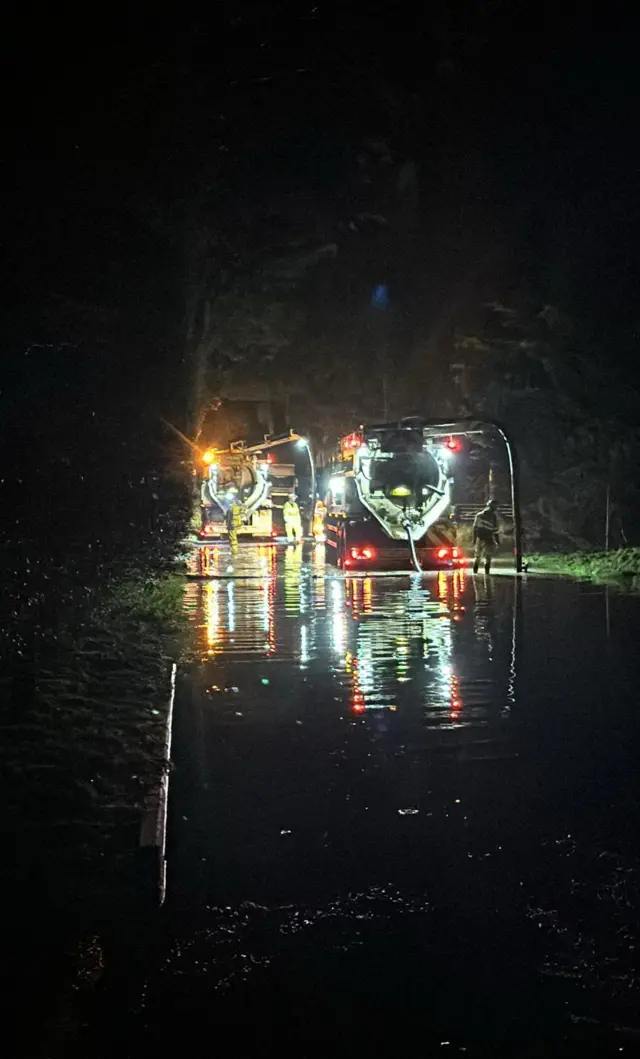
[449,672,463,720]
[362,576,372,614]
[205,581,220,655]
[345,576,361,618]
[436,571,448,603]
[345,651,366,713]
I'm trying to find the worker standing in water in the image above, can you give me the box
[226,499,244,549]
[473,498,500,574]
[283,494,303,543]
[312,497,327,541]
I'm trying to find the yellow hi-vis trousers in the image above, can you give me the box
[284,518,302,542]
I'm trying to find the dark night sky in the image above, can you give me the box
[3,3,639,384]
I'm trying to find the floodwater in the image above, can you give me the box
[137,543,640,1056]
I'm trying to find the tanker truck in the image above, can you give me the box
[198,432,305,541]
[324,418,464,570]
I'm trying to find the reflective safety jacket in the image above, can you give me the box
[283,500,301,523]
[473,506,499,543]
[226,502,244,530]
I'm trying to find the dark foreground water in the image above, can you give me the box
[107,544,640,1056]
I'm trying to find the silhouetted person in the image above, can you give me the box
[473,499,499,574]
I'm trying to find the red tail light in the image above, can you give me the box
[350,546,376,561]
[437,547,449,559]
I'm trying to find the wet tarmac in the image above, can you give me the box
[136,543,640,1056]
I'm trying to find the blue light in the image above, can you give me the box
[371,283,389,309]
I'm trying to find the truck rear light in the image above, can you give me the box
[437,547,449,559]
[452,548,459,558]
[350,546,376,561]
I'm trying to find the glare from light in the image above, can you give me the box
[227,581,235,633]
[329,477,343,493]
[332,612,346,653]
[300,624,309,666]
[436,446,451,462]
[205,581,219,651]
[296,438,308,448]
[262,580,270,632]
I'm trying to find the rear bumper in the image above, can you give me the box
[343,549,464,571]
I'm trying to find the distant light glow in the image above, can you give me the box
[390,485,410,497]
[371,283,389,309]
[296,438,308,449]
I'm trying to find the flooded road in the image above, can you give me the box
[140,544,640,1056]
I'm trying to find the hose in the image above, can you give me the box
[403,520,422,574]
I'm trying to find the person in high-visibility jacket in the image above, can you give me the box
[312,498,327,541]
[226,500,244,548]
[473,498,499,574]
[283,494,303,543]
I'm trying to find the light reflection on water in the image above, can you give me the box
[184,543,518,734]
[154,546,640,1053]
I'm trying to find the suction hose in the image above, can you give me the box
[403,520,422,574]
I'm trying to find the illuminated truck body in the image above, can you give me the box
[324,419,463,570]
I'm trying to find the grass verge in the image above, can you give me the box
[527,547,640,589]
[1,567,188,918]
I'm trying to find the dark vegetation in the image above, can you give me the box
[529,548,640,588]
[0,340,191,914]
